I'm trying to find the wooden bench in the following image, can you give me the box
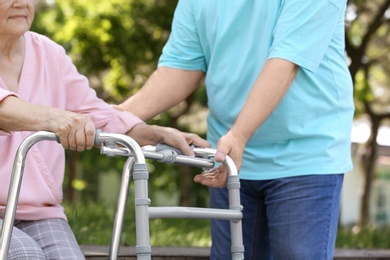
[81,246,390,260]
[335,249,390,259]
[81,245,209,260]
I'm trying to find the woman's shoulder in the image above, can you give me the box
[25,31,65,53]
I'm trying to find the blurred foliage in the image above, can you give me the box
[345,0,390,228]
[31,0,209,208]
[30,0,390,243]
[32,0,178,101]
[345,0,390,116]
[336,225,390,248]
[66,201,390,249]
[65,200,211,247]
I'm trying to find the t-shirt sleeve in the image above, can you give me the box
[268,0,343,72]
[158,0,206,72]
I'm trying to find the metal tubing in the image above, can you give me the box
[96,132,145,164]
[1,130,243,260]
[132,163,152,260]
[148,207,242,220]
[95,133,150,260]
[106,144,243,259]
[100,146,215,169]
[150,146,244,259]
[225,157,244,259]
[0,131,57,260]
[105,143,243,259]
[193,147,243,259]
[108,157,135,260]
[0,131,149,260]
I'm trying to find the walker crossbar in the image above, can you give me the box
[100,145,215,169]
[148,207,243,220]
[0,131,244,260]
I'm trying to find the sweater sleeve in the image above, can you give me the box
[0,89,19,135]
[56,43,144,133]
[0,88,18,102]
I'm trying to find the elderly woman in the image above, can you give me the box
[0,0,209,259]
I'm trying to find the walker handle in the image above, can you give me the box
[155,143,195,155]
[54,129,103,145]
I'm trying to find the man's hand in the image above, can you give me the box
[126,124,210,156]
[193,131,245,188]
[193,165,228,188]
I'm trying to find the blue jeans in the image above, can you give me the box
[210,174,344,260]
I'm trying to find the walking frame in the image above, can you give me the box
[0,131,244,259]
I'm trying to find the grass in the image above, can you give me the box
[65,201,390,249]
[65,200,211,247]
[336,225,390,249]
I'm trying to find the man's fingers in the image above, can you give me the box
[188,134,211,148]
[193,168,227,188]
[215,137,231,163]
[179,143,195,157]
[214,151,226,162]
[193,175,225,188]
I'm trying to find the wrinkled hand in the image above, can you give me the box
[127,124,210,156]
[47,110,96,151]
[193,131,246,188]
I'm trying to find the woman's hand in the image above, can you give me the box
[46,109,96,152]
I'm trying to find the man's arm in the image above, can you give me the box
[118,67,204,121]
[194,58,298,187]
[229,58,298,147]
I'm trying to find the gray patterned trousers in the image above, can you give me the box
[0,218,85,260]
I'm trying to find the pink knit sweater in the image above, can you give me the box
[0,32,142,220]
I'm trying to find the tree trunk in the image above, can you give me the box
[65,151,79,202]
[179,165,193,206]
[359,115,380,228]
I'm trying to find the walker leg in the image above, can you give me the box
[133,163,152,260]
[0,131,57,260]
[228,176,244,259]
[109,157,135,260]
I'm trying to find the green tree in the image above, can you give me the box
[34,0,177,100]
[32,0,390,228]
[345,0,390,228]
[32,0,209,207]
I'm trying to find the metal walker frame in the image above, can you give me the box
[0,131,244,259]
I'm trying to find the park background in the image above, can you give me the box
[29,0,390,249]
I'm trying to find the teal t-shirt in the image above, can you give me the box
[159,0,355,180]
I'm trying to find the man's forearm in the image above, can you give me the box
[119,67,204,121]
[230,58,299,144]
